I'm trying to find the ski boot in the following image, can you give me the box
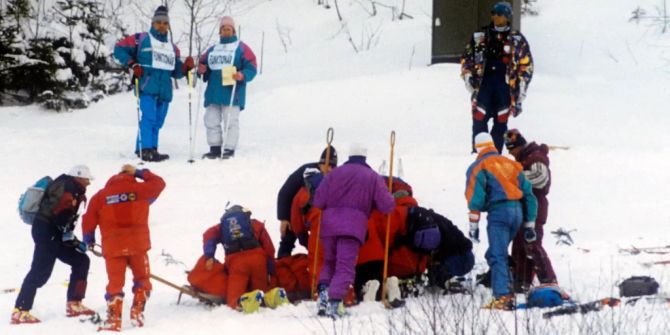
[202,146,221,159]
[239,290,264,314]
[10,308,40,324]
[99,296,123,332]
[152,148,169,162]
[316,284,329,316]
[66,300,96,317]
[326,300,345,319]
[264,287,289,309]
[221,149,235,159]
[130,289,148,328]
[385,276,405,308]
[362,280,380,302]
[483,294,515,311]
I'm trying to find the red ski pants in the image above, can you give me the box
[105,253,152,297]
[225,248,268,309]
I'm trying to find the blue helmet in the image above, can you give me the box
[491,2,513,21]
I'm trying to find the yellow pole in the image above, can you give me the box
[381,130,396,307]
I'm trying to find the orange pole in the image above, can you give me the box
[311,127,334,298]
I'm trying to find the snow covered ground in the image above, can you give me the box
[1,0,670,333]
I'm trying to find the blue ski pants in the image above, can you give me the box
[485,203,522,299]
[136,94,170,152]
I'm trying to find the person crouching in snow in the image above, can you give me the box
[198,15,258,159]
[82,165,165,331]
[201,205,287,313]
[312,143,395,318]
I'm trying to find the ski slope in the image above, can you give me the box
[1,0,670,334]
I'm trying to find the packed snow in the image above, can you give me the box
[1,0,670,334]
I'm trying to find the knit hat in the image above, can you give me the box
[67,164,94,180]
[474,132,495,152]
[491,2,513,21]
[348,142,368,157]
[413,226,441,251]
[319,146,338,167]
[152,6,169,23]
[220,16,235,30]
[504,129,527,150]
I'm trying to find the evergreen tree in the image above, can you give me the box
[0,0,33,104]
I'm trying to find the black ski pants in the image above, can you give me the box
[15,221,90,311]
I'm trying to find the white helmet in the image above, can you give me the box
[67,164,94,180]
[474,132,495,153]
[348,142,368,157]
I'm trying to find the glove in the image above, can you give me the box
[75,241,88,254]
[279,220,290,237]
[468,211,480,242]
[182,56,195,74]
[131,63,143,78]
[197,63,207,75]
[205,258,214,271]
[62,231,75,243]
[464,74,477,94]
[518,80,527,103]
[523,221,537,243]
[524,227,537,243]
[82,233,95,245]
[468,221,480,243]
[232,72,244,81]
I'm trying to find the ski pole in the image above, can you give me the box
[381,130,396,308]
[135,78,144,163]
[310,127,334,298]
[221,81,237,154]
[187,69,195,163]
[192,62,204,159]
[90,243,211,303]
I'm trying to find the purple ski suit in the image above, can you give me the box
[312,157,395,300]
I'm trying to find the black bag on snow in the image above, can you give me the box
[618,276,659,297]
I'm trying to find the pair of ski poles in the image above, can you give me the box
[134,59,237,164]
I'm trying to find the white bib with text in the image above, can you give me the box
[149,33,176,71]
[208,41,239,71]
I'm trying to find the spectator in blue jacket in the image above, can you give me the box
[113,6,195,162]
[198,16,258,159]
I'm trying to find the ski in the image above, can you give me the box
[542,297,620,319]
[79,312,102,325]
[619,245,670,255]
[641,260,670,268]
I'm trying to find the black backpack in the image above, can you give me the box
[618,276,659,297]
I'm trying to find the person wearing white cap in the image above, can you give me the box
[465,132,538,310]
[12,165,95,324]
[198,15,258,159]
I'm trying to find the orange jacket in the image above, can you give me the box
[202,219,276,273]
[82,170,165,258]
[358,195,420,266]
[289,186,324,276]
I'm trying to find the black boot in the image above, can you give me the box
[140,149,157,162]
[221,149,235,159]
[202,146,221,159]
[153,148,169,162]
